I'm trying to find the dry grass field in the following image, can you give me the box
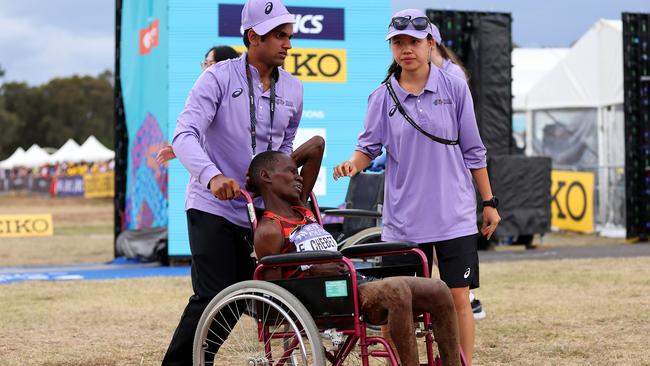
[0,194,114,267]
[1,195,649,365]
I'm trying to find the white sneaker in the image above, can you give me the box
[471,298,486,320]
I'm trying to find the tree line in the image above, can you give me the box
[0,65,113,159]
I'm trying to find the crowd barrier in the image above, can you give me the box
[0,171,115,198]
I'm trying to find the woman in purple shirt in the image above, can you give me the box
[429,26,468,81]
[334,9,501,365]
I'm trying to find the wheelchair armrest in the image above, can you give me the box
[258,250,343,266]
[318,206,337,211]
[341,241,417,257]
[322,209,382,219]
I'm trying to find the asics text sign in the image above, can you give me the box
[219,4,344,40]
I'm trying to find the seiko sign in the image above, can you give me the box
[0,214,53,237]
[219,4,344,40]
[233,45,347,83]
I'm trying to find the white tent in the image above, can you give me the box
[511,48,569,150]
[512,48,569,112]
[525,20,623,111]
[49,139,82,164]
[523,19,624,232]
[12,144,52,168]
[78,136,115,162]
[0,147,26,169]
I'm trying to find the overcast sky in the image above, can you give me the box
[0,0,114,86]
[0,0,648,86]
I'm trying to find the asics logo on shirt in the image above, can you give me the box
[464,268,471,279]
[264,2,273,14]
[389,105,397,117]
[434,99,452,106]
[232,88,243,98]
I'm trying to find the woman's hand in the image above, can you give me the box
[481,207,501,240]
[156,145,176,165]
[333,160,359,180]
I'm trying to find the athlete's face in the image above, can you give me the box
[257,23,293,68]
[390,35,433,72]
[268,154,303,203]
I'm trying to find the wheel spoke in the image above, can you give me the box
[195,284,324,365]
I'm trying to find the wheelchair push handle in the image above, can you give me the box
[239,189,258,232]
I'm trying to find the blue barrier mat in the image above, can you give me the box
[0,260,190,285]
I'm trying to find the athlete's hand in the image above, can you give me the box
[209,175,241,200]
[156,145,176,165]
[481,207,501,240]
[333,160,359,180]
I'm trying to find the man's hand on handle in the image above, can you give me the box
[209,175,241,200]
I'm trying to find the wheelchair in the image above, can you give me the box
[193,191,467,366]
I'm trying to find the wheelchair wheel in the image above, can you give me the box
[337,227,383,251]
[193,280,325,366]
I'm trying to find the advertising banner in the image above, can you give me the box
[84,172,115,199]
[551,170,594,233]
[0,214,54,238]
[120,0,169,230]
[56,176,85,197]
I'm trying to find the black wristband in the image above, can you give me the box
[482,196,499,208]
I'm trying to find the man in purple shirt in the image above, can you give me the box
[162,0,303,364]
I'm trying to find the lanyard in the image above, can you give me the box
[385,79,459,146]
[246,63,276,156]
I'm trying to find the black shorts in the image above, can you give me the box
[382,234,479,289]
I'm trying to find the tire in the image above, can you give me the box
[193,280,325,366]
[337,227,383,251]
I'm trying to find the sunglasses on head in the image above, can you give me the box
[390,16,430,31]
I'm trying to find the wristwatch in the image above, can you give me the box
[482,196,499,208]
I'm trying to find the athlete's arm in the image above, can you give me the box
[254,219,284,280]
[291,136,325,204]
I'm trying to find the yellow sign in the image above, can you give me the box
[551,170,594,233]
[84,172,115,198]
[234,46,347,83]
[0,214,53,237]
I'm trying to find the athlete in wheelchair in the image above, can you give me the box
[193,137,465,365]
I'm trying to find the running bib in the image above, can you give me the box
[289,223,338,253]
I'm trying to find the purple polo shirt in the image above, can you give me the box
[172,53,303,227]
[356,66,486,243]
[442,59,467,81]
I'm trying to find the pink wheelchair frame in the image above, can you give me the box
[203,190,467,365]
